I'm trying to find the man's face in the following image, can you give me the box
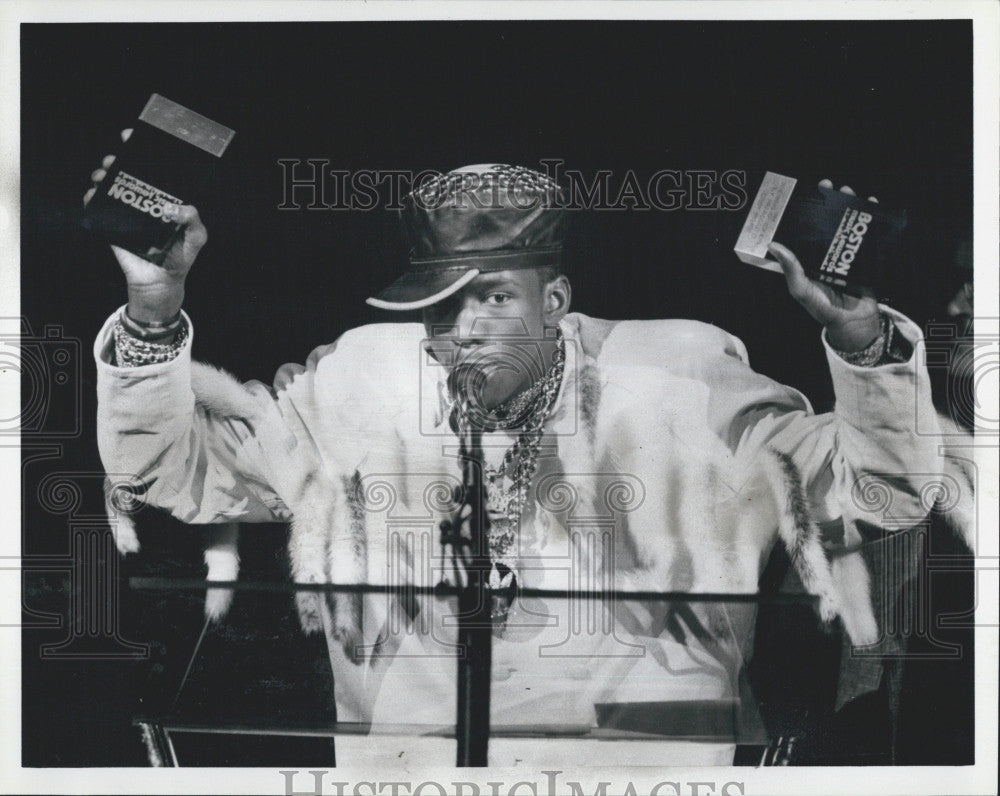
[422,268,570,411]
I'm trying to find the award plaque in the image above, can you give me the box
[81,94,235,264]
[735,171,907,297]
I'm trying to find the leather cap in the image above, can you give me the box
[367,164,567,311]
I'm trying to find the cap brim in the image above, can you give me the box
[366,268,481,311]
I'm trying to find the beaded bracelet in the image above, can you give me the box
[833,313,908,367]
[113,311,188,368]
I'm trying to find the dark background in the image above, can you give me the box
[20,21,974,766]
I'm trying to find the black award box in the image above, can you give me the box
[81,94,235,264]
[735,172,907,298]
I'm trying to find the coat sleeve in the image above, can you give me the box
[714,304,943,534]
[682,305,950,647]
[95,308,294,524]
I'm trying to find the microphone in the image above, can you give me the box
[440,391,494,766]
[447,360,495,434]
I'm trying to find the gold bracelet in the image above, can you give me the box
[113,313,188,367]
[834,314,890,367]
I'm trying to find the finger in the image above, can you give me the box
[91,168,107,183]
[838,185,856,196]
[165,203,208,248]
[110,244,142,269]
[767,241,814,301]
[818,178,834,189]
[867,196,879,204]
[121,128,133,142]
[102,154,117,169]
[83,186,96,207]
[947,280,973,316]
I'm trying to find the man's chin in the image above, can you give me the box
[449,360,528,415]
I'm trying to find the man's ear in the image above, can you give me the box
[543,274,572,324]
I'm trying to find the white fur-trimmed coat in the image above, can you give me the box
[95,307,973,725]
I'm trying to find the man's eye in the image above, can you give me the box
[484,293,511,306]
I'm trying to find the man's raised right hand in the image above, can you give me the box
[84,128,208,324]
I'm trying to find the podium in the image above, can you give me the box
[127,577,820,767]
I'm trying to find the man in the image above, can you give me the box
[91,162,963,765]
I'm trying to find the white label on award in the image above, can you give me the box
[139,93,236,157]
[734,171,797,272]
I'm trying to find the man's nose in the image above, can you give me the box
[433,303,482,343]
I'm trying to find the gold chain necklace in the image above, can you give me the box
[449,331,566,624]
[481,331,565,572]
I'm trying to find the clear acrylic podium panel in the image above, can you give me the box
[129,579,807,766]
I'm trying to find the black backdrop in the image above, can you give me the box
[20,21,973,766]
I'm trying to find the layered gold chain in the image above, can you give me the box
[481,330,566,573]
[447,331,566,627]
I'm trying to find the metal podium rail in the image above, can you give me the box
[129,578,819,767]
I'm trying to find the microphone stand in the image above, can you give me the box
[440,408,493,767]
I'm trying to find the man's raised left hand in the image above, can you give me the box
[768,180,882,352]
